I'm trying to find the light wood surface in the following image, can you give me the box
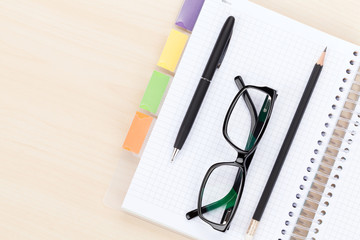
[1,0,359,239]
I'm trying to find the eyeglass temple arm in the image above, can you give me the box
[220,173,245,230]
[220,174,247,228]
[186,186,237,220]
[244,96,271,169]
[220,169,245,225]
[234,76,258,128]
[186,165,244,220]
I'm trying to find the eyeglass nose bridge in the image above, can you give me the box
[235,152,251,165]
[235,156,244,164]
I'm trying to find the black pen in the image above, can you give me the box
[171,16,235,162]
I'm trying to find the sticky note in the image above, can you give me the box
[140,71,170,114]
[176,0,205,31]
[123,112,153,154]
[157,29,188,72]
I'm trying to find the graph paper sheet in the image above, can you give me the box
[123,0,360,239]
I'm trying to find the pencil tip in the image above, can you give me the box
[317,48,327,65]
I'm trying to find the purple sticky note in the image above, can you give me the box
[176,0,205,31]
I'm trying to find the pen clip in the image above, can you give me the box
[217,31,232,68]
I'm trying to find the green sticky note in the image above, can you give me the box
[140,71,170,114]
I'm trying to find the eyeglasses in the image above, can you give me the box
[186,76,277,232]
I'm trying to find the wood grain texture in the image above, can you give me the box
[0,0,359,239]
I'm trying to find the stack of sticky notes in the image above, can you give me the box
[123,0,205,155]
[123,112,153,154]
[140,71,170,114]
[176,0,205,31]
[157,29,188,72]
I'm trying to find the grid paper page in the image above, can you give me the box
[311,102,360,240]
[123,0,360,239]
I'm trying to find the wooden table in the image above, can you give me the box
[1,0,359,239]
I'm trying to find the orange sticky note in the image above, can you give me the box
[123,112,153,154]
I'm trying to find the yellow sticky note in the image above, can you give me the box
[157,29,189,72]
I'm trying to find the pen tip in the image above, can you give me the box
[171,148,180,162]
[324,47,327,52]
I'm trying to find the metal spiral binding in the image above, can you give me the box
[280,51,360,240]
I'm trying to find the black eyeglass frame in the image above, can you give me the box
[197,85,277,232]
[186,76,259,221]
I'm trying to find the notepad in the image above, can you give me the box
[122,0,360,239]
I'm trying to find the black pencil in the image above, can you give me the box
[245,48,327,240]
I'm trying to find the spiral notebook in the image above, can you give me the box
[122,0,360,239]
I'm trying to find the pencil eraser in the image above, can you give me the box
[176,0,205,31]
[122,112,153,154]
[140,71,170,114]
[157,29,189,72]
